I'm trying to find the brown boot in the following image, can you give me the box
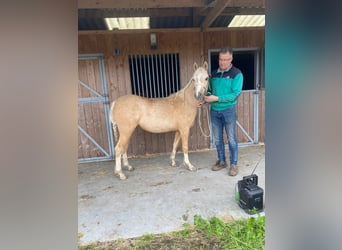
[211,160,227,171]
[228,164,238,176]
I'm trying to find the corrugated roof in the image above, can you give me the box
[78,0,265,31]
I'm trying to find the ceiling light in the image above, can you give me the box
[228,15,265,28]
[105,17,150,30]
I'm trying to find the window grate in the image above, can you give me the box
[128,53,180,98]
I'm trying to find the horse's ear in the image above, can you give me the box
[193,62,198,71]
[203,61,208,71]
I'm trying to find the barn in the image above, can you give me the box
[78,0,266,245]
[78,0,265,163]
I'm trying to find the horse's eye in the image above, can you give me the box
[205,77,208,81]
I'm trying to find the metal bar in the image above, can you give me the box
[163,54,167,97]
[254,91,259,144]
[167,54,171,95]
[138,55,143,96]
[146,55,151,98]
[241,89,256,93]
[79,80,103,97]
[78,53,104,60]
[237,121,254,143]
[237,142,256,147]
[99,55,115,158]
[253,50,260,143]
[78,156,111,163]
[133,55,138,95]
[130,56,136,94]
[78,97,106,103]
[255,50,260,90]
[170,54,175,93]
[169,54,173,93]
[142,54,148,97]
[156,54,161,97]
[175,54,179,91]
[151,54,156,98]
[134,55,140,95]
[134,55,139,95]
[78,125,110,157]
[175,54,179,90]
[158,54,163,97]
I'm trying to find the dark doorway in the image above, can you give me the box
[209,49,259,90]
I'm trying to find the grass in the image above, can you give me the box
[194,214,265,249]
[78,214,265,250]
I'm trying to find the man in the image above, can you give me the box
[203,48,243,176]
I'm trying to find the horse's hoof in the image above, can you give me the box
[189,166,197,172]
[184,162,197,172]
[115,171,127,180]
[126,165,134,171]
[170,161,177,167]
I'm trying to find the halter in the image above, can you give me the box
[194,80,208,101]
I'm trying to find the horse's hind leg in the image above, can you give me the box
[114,143,127,180]
[170,131,181,167]
[122,152,134,171]
[114,150,133,179]
[180,129,197,171]
[114,126,136,180]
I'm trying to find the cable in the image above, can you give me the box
[251,156,263,175]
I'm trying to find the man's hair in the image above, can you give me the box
[219,47,233,56]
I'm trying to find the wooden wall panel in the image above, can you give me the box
[78,28,265,157]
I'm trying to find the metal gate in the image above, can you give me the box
[78,54,114,163]
[236,90,259,146]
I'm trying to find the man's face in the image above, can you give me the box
[219,52,232,71]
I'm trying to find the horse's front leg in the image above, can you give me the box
[170,131,181,167]
[180,129,197,171]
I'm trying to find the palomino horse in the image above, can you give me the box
[110,62,209,180]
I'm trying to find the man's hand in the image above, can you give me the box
[204,95,218,103]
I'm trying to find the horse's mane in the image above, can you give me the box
[167,77,193,101]
[165,64,207,102]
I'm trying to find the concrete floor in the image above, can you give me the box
[78,144,265,245]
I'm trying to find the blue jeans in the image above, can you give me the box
[210,105,238,165]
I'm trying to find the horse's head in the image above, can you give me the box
[192,61,209,101]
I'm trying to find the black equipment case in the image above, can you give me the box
[237,174,264,214]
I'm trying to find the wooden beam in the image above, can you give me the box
[230,0,264,7]
[78,6,265,19]
[78,26,265,35]
[78,8,192,18]
[200,0,264,10]
[221,7,265,15]
[78,0,205,9]
[197,7,265,16]
[201,0,232,29]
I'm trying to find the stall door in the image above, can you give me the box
[78,54,114,162]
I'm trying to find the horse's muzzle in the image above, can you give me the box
[194,92,203,100]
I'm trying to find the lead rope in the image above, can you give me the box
[197,103,211,137]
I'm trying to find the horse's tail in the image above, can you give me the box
[109,101,119,144]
